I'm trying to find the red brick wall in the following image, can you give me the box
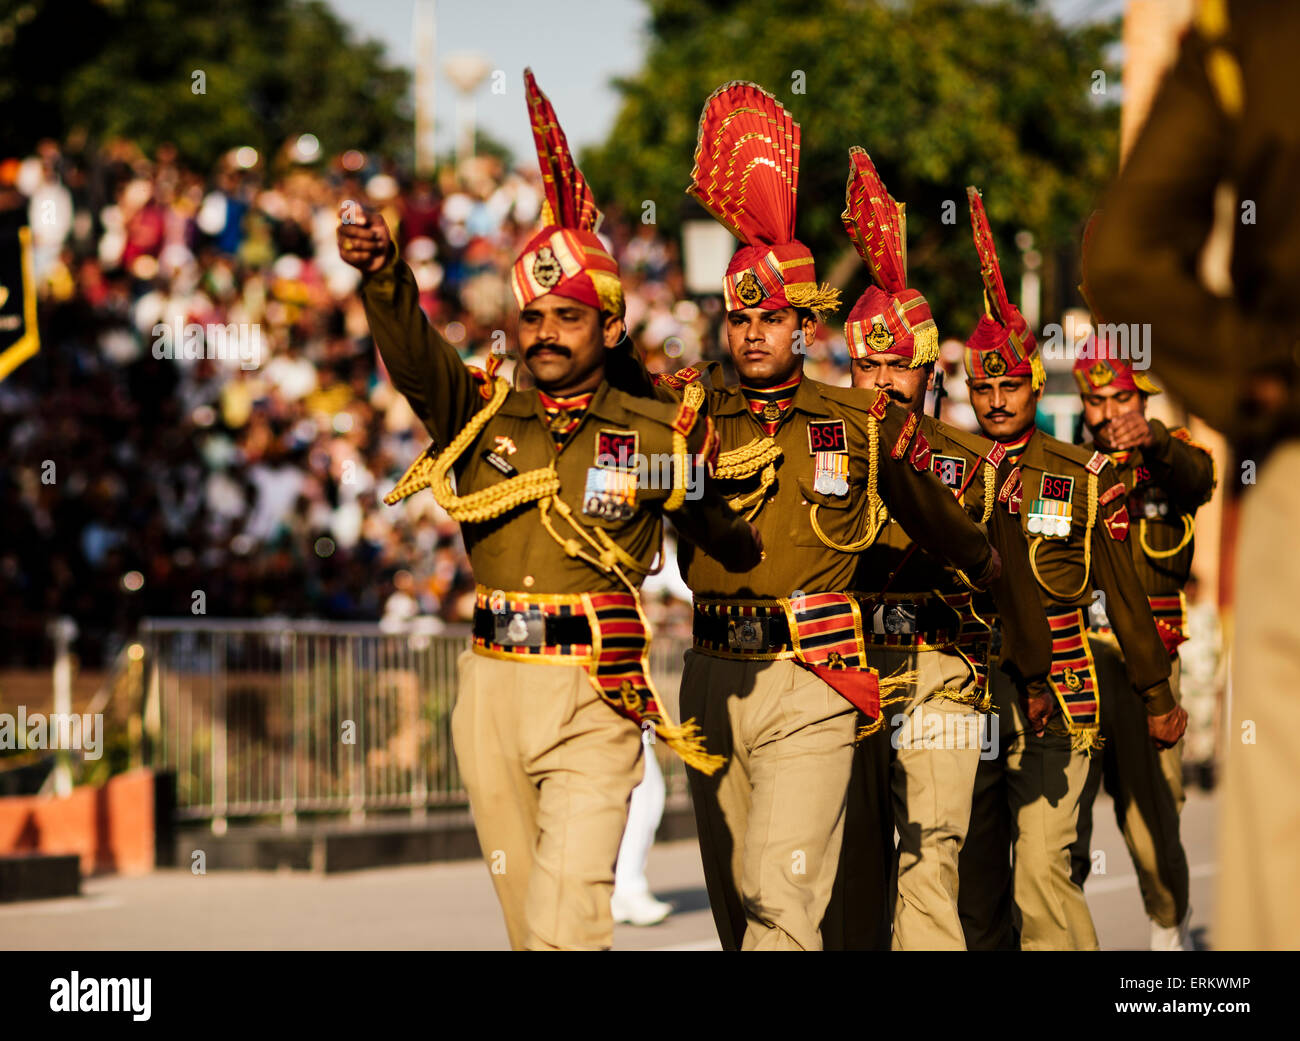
[0,769,156,876]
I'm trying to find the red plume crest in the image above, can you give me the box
[841,146,908,295]
[687,81,800,247]
[525,68,600,233]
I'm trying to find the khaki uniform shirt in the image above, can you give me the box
[853,413,1052,691]
[654,365,997,598]
[1086,420,1217,597]
[360,258,754,594]
[996,428,1175,714]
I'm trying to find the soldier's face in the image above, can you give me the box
[1080,385,1146,451]
[517,293,624,393]
[851,354,932,410]
[725,306,814,387]
[969,374,1040,440]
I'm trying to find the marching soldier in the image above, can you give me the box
[829,150,1052,950]
[338,70,760,950]
[1084,0,1300,951]
[654,82,1001,951]
[955,187,1187,951]
[1070,327,1216,950]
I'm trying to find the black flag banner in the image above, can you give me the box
[0,225,39,381]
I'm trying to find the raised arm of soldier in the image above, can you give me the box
[872,398,1002,587]
[338,204,480,450]
[1088,464,1189,749]
[1104,412,1217,510]
[339,202,760,574]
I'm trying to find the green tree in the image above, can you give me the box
[583,0,1119,338]
[2,0,411,170]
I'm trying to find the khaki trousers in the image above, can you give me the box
[1217,440,1300,950]
[882,648,985,950]
[821,719,894,950]
[451,648,643,950]
[825,647,984,950]
[681,652,857,950]
[1073,638,1188,928]
[958,664,1099,950]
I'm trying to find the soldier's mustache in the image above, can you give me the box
[526,344,571,359]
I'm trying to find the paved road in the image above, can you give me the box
[0,789,1216,950]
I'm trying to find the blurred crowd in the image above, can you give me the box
[0,137,898,667]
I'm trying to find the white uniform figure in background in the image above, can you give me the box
[612,726,672,926]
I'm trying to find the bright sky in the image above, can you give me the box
[325,0,650,163]
[324,0,1127,164]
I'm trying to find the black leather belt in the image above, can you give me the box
[853,598,960,639]
[472,607,592,648]
[692,610,793,653]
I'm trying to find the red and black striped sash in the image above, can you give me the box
[1045,604,1101,746]
[1149,592,1188,657]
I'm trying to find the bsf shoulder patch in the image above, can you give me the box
[1098,481,1127,507]
[931,454,967,489]
[868,389,890,420]
[998,467,1023,514]
[807,418,848,454]
[892,411,919,460]
[672,382,705,436]
[672,402,699,436]
[595,429,639,470]
[1040,473,1075,503]
[1104,504,1130,541]
[909,430,932,472]
[1085,451,1109,475]
[653,365,703,391]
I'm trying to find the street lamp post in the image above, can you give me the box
[681,218,735,362]
[443,52,492,173]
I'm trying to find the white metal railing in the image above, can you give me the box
[139,619,691,832]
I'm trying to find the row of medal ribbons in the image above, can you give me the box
[813,451,850,497]
[1026,497,1072,537]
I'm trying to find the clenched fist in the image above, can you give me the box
[337,202,394,274]
[1101,411,1153,453]
[1147,704,1188,749]
[1023,687,1057,737]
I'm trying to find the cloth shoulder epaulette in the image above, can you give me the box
[652,361,722,391]
[1039,435,1109,475]
[615,385,703,434]
[1169,425,1214,458]
[815,383,891,418]
[929,418,999,464]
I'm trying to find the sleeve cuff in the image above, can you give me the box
[1140,681,1177,716]
[1146,418,1174,459]
[360,248,400,301]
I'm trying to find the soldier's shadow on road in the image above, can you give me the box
[653,886,713,914]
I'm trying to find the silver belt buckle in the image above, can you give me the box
[871,603,918,636]
[495,607,546,647]
[727,616,769,652]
